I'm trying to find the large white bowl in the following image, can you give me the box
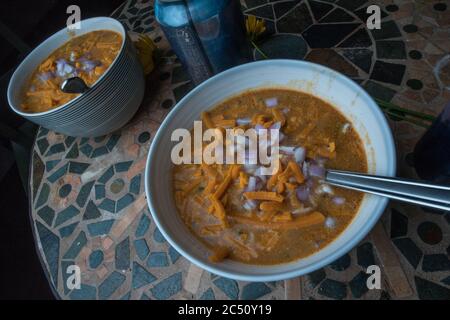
[145,60,396,282]
[7,17,144,137]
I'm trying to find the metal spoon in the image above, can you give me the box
[326,170,450,211]
[60,77,90,94]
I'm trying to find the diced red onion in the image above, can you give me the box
[246,176,257,192]
[254,168,267,182]
[81,52,92,60]
[324,217,336,229]
[243,200,258,211]
[81,60,100,72]
[64,64,74,75]
[294,147,306,163]
[302,161,309,178]
[265,97,278,108]
[255,124,265,131]
[243,163,258,174]
[309,164,326,178]
[38,71,54,82]
[236,118,251,126]
[292,207,312,215]
[56,59,66,76]
[315,157,327,166]
[279,146,296,154]
[254,166,263,176]
[332,197,346,205]
[255,176,266,188]
[296,186,310,202]
[270,122,281,130]
[316,183,333,195]
[56,59,75,77]
[341,123,351,134]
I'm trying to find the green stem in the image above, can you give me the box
[375,98,436,122]
[382,109,430,128]
[251,40,269,60]
[250,39,435,129]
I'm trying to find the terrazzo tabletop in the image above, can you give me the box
[29,0,450,300]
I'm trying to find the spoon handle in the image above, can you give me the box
[60,77,90,94]
[325,170,450,211]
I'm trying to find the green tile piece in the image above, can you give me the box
[87,219,115,236]
[114,161,133,173]
[59,222,79,238]
[91,146,109,158]
[64,136,76,148]
[80,144,93,157]
[106,134,121,151]
[45,160,60,172]
[69,161,90,174]
[130,174,141,195]
[364,80,396,101]
[376,40,406,59]
[83,200,102,220]
[116,193,135,212]
[99,199,116,213]
[76,180,95,207]
[54,205,80,227]
[35,183,50,209]
[95,184,106,199]
[63,231,87,259]
[66,143,79,159]
[47,163,69,183]
[32,152,45,200]
[46,143,65,156]
[37,205,55,226]
[37,138,49,155]
[98,166,115,184]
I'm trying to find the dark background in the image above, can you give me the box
[0,0,125,300]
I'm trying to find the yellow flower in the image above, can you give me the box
[246,15,266,42]
[134,34,158,75]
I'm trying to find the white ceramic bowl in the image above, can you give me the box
[7,17,144,137]
[145,60,396,282]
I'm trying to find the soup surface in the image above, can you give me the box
[21,30,123,113]
[173,88,367,265]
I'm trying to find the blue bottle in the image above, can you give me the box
[155,0,213,85]
[155,0,251,84]
[413,102,450,183]
[186,0,252,74]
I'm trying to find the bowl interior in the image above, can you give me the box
[145,60,396,282]
[7,17,126,117]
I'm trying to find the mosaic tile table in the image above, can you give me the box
[29,0,450,300]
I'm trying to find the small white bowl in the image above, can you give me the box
[7,17,144,137]
[145,59,396,282]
